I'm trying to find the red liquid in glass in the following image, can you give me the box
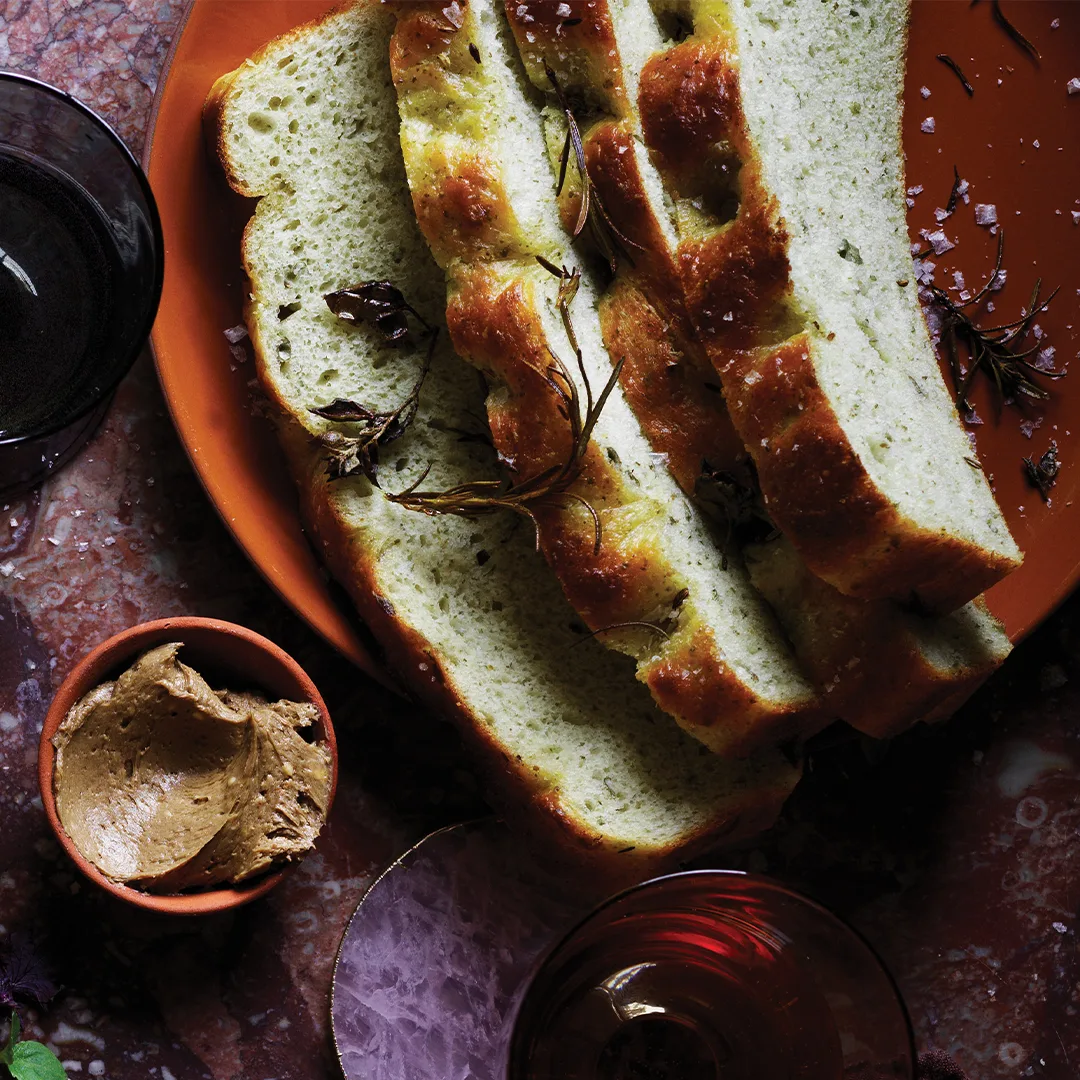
[512,906,844,1080]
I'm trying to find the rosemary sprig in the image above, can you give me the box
[544,61,641,276]
[388,262,623,554]
[990,0,1040,62]
[568,588,689,648]
[936,54,975,96]
[945,165,962,215]
[926,232,1063,414]
[1023,440,1060,500]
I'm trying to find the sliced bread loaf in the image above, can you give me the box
[634,0,1021,611]
[502,0,1012,735]
[389,0,825,759]
[205,1,801,870]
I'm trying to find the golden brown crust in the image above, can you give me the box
[391,1,822,757]
[723,335,1016,609]
[504,1,626,114]
[635,21,1019,610]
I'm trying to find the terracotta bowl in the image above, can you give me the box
[38,617,338,915]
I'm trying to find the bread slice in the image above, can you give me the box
[502,0,1012,734]
[632,0,1020,612]
[745,536,1010,739]
[204,1,802,871]
[389,0,825,760]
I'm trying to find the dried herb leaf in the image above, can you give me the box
[1023,440,1060,500]
[927,232,1063,415]
[468,42,481,63]
[544,62,641,276]
[312,328,437,484]
[388,262,620,554]
[324,281,431,344]
[945,165,962,215]
[936,54,975,95]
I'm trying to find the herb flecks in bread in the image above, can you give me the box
[502,0,1012,734]
[207,1,801,869]
[637,0,1022,612]
[391,0,823,759]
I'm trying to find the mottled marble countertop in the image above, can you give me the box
[1,4,1078,1079]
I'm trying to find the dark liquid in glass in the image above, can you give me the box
[0,148,120,440]
[512,908,846,1080]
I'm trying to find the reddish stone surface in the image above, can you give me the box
[0,4,1077,1080]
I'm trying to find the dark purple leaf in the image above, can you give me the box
[0,936,57,1009]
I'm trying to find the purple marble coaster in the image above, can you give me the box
[331,819,597,1080]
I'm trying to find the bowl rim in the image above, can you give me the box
[37,616,337,915]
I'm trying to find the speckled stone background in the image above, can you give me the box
[1,3,1078,1079]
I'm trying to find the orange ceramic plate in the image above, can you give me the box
[147,0,1080,656]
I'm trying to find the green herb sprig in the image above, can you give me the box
[2,1012,66,1080]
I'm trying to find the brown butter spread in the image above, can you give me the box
[52,642,332,893]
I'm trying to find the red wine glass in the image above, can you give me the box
[506,870,916,1080]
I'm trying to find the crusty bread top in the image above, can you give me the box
[206,0,802,863]
[502,0,1012,732]
[512,0,1020,612]
[390,0,825,758]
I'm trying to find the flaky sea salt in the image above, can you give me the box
[975,203,997,225]
[1051,18,1061,29]
[953,270,966,291]
[1036,347,1057,371]
[914,258,936,285]
[1033,139,1041,149]
[1068,78,1080,95]
[924,229,955,255]
[921,116,936,133]
[935,207,952,222]
[1072,211,1080,225]
[224,324,248,344]
[907,184,924,197]
[989,268,1007,291]
[920,86,931,98]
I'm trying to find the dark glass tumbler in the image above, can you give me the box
[507,871,916,1080]
[0,72,163,498]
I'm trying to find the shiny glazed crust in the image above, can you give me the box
[502,0,1011,729]
[390,0,822,758]
[514,0,1018,611]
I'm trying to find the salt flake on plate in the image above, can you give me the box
[975,203,997,226]
[224,324,248,344]
[921,116,936,133]
[924,229,955,255]
[1068,78,1080,95]
[920,86,931,98]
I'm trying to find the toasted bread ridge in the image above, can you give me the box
[390,0,823,759]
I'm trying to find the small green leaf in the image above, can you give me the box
[1,1011,20,1066]
[8,1040,67,1080]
